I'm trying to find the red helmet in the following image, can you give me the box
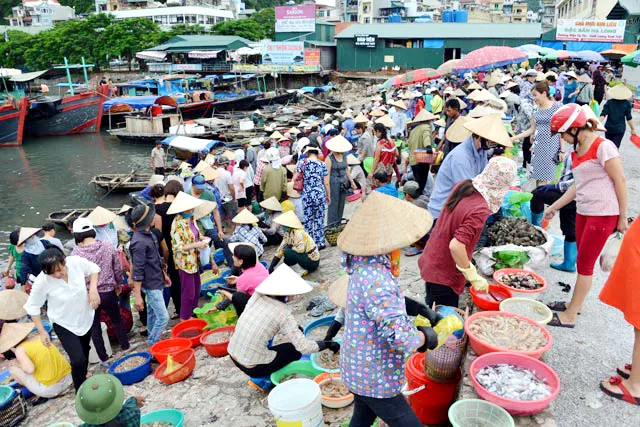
[550,103,587,134]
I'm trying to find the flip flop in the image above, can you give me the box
[547,301,581,315]
[547,312,575,328]
[617,364,632,380]
[404,248,423,257]
[600,376,640,405]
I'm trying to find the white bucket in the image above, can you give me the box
[89,322,112,364]
[268,378,324,427]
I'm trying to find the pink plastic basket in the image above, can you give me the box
[493,268,548,299]
[469,352,560,416]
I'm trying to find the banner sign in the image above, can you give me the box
[304,49,321,65]
[261,42,305,65]
[354,34,377,48]
[275,5,316,33]
[232,64,322,73]
[557,19,626,42]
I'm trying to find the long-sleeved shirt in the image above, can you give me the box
[275,228,319,261]
[428,137,488,219]
[575,83,594,104]
[260,165,287,201]
[24,256,100,335]
[171,216,203,274]
[72,240,123,293]
[230,225,267,257]
[357,131,375,160]
[341,255,422,398]
[228,292,319,366]
[131,230,165,289]
[389,107,407,138]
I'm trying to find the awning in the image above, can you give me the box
[161,135,220,153]
[188,50,221,59]
[236,47,260,56]
[9,70,48,82]
[102,95,178,112]
[136,50,167,61]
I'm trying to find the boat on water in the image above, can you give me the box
[107,111,219,144]
[90,172,152,192]
[0,97,29,147]
[47,208,119,227]
[24,92,105,137]
[251,91,298,108]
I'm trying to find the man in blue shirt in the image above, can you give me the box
[428,114,512,221]
[341,110,355,143]
[372,170,399,198]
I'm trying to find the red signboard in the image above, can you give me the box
[304,49,321,66]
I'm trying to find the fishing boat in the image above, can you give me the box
[107,112,219,144]
[90,172,152,192]
[47,208,119,227]
[0,97,29,147]
[24,92,105,137]
[251,91,297,108]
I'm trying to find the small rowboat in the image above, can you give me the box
[46,208,120,227]
[90,173,152,192]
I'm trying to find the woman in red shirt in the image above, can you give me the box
[371,123,398,182]
[418,156,517,307]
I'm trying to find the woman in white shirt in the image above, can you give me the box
[23,248,100,391]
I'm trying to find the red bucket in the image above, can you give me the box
[404,353,460,425]
[151,105,163,116]
[631,134,640,149]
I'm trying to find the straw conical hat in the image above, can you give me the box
[88,206,117,227]
[0,290,28,320]
[287,182,300,198]
[17,227,41,246]
[273,210,303,229]
[194,200,218,220]
[178,162,191,170]
[608,84,632,100]
[375,115,395,129]
[167,191,204,215]
[453,88,466,97]
[255,264,313,296]
[467,89,495,103]
[504,81,518,90]
[464,114,512,147]
[200,166,220,182]
[337,192,433,256]
[194,160,209,173]
[410,109,437,124]
[353,113,369,123]
[289,127,301,135]
[0,322,34,353]
[445,116,472,143]
[469,105,505,119]
[577,74,592,84]
[454,97,468,110]
[535,72,546,82]
[434,118,446,127]
[346,154,360,165]
[389,99,407,110]
[565,71,578,80]
[232,209,259,225]
[467,81,482,91]
[270,131,284,140]
[117,204,132,215]
[486,76,501,87]
[325,135,353,153]
[342,110,354,119]
[370,108,386,117]
[260,196,283,212]
[222,150,235,161]
[328,274,348,308]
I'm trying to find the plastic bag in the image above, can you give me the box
[600,233,623,272]
[199,246,211,269]
[500,190,533,218]
[193,293,238,329]
[493,250,530,270]
[590,99,600,117]
[414,315,464,349]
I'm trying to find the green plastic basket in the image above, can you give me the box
[140,409,184,427]
[270,360,323,386]
[0,385,14,407]
[448,399,514,427]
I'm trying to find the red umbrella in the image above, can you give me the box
[396,68,442,87]
[452,46,528,73]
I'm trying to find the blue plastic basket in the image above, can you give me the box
[303,315,335,338]
[107,352,152,385]
[140,409,184,427]
[214,248,225,265]
[260,261,268,268]
[0,386,15,410]
[310,339,342,374]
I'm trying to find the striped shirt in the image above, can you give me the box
[230,225,267,257]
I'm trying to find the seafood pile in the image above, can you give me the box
[281,373,313,383]
[469,315,547,351]
[317,349,341,370]
[203,330,233,344]
[320,379,350,398]
[177,328,202,339]
[475,364,552,401]
[500,273,543,290]
[113,356,147,373]
[488,217,546,247]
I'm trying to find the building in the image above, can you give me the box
[335,22,541,71]
[110,5,234,29]
[9,0,75,27]
[555,0,617,21]
[274,21,336,69]
[540,0,555,28]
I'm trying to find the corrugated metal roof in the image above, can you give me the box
[305,40,337,47]
[335,23,542,39]
[151,35,253,52]
[619,0,640,15]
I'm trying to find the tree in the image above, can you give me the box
[58,0,95,14]
[250,8,275,40]
[213,19,265,41]
[101,18,163,70]
[160,24,208,42]
[0,30,33,69]
[0,0,20,25]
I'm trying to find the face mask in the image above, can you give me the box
[182,212,193,218]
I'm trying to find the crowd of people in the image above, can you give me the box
[0,58,638,425]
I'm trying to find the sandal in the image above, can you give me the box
[600,376,640,405]
[547,312,575,328]
[404,248,423,257]
[617,364,632,380]
[547,301,582,315]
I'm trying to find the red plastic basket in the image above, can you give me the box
[469,284,512,311]
[631,133,640,149]
[469,352,560,416]
[200,326,235,357]
[149,338,192,363]
[464,311,553,359]
[493,268,548,299]
[171,319,207,347]
[154,348,196,385]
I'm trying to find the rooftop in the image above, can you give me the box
[150,35,252,52]
[110,6,234,19]
[335,22,542,39]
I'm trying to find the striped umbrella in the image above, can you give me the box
[396,68,442,87]
[437,59,461,75]
[452,46,528,73]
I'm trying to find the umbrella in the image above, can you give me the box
[544,50,578,61]
[395,68,442,87]
[380,77,394,89]
[452,46,528,73]
[601,49,629,59]
[518,44,546,53]
[576,50,605,62]
[621,50,640,67]
[437,59,461,75]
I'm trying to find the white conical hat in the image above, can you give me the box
[193,160,209,173]
[200,166,220,182]
[232,209,259,224]
[273,210,303,229]
[17,227,41,246]
[375,114,395,128]
[194,200,218,220]
[255,264,313,296]
[167,191,204,215]
[88,206,117,227]
[270,131,284,140]
[353,113,369,123]
[463,114,512,147]
[325,135,353,153]
[0,290,28,320]
[608,84,632,100]
[259,196,283,212]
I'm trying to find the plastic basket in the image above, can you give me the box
[413,149,440,164]
[270,360,323,386]
[0,386,15,409]
[154,348,196,385]
[107,352,153,385]
[426,334,468,382]
[325,219,348,246]
[0,390,27,427]
[140,409,184,427]
[200,326,235,357]
[448,399,514,427]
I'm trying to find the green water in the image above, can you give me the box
[0,132,150,262]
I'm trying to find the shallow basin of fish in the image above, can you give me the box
[475,364,551,401]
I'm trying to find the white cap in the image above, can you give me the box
[72,217,95,234]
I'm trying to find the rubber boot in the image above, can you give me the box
[248,376,273,392]
[551,241,577,273]
[531,211,543,227]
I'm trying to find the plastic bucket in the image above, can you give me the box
[267,378,324,427]
[405,353,460,425]
[151,105,163,116]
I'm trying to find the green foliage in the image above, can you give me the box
[213,19,265,41]
[250,8,275,40]
[58,0,95,14]
[0,0,20,25]
[159,24,208,43]
[101,18,163,69]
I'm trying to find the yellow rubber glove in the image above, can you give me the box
[456,263,489,292]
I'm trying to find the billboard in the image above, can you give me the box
[261,42,305,65]
[232,64,322,73]
[354,34,377,48]
[275,5,316,33]
[304,49,321,65]
[557,19,626,42]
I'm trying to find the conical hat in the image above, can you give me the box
[342,110,353,119]
[504,81,518,90]
[0,290,28,320]
[194,160,209,173]
[346,154,360,165]
[200,166,220,182]
[17,227,41,246]
[118,204,132,215]
[337,192,433,255]
[486,76,501,87]
[565,71,578,80]
[469,105,505,119]
[270,131,284,140]
[467,81,482,91]
[328,274,348,308]
[289,127,301,135]
[445,116,472,143]
[325,135,353,153]
[167,191,204,215]
[453,88,466,97]
[370,108,386,117]
[463,114,512,147]
[389,99,407,110]
[88,206,117,227]
[410,109,437,124]
[260,196,283,212]
[375,114,395,129]
[232,209,259,225]
[194,200,218,220]
[148,174,164,186]
[353,113,369,123]
[434,118,446,127]
[0,322,34,353]
[467,89,495,103]
[178,162,191,170]
[608,84,632,100]
[577,74,592,84]
[287,182,300,198]
[222,150,235,161]
[454,97,468,110]
[273,210,303,229]
[535,72,546,82]
[255,264,313,296]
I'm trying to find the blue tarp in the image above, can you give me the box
[221,74,255,80]
[298,85,334,94]
[103,96,165,111]
[537,41,563,50]
[566,41,612,53]
[422,39,444,48]
[118,79,158,89]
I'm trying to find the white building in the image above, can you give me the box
[9,0,75,27]
[110,5,234,29]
